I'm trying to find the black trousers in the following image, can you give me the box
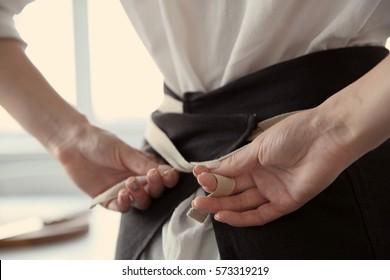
[116,46,390,259]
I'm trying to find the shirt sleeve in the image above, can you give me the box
[0,0,35,42]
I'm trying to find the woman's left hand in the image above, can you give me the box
[192,109,354,227]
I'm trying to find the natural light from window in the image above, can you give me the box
[87,0,163,123]
[0,0,163,136]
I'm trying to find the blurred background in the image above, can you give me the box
[0,0,163,259]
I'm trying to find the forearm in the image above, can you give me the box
[315,54,390,163]
[0,39,88,152]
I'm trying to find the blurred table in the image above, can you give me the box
[0,195,121,259]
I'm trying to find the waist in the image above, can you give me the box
[158,46,388,117]
[148,46,389,163]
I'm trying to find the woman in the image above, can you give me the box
[1,0,389,259]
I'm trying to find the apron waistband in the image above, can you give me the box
[90,108,296,208]
[91,46,389,209]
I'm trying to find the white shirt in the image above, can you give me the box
[2,0,390,259]
[123,0,390,260]
[120,0,390,94]
[0,0,33,43]
[2,0,389,94]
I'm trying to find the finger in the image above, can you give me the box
[145,168,165,198]
[158,165,179,188]
[103,188,133,212]
[125,177,151,210]
[203,142,259,177]
[120,145,159,175]
[100,187,132,212]
[196,171,254,194]
[193,165,209,176]
[117,188,134,211]
[196,171,215,193]
[145,166,179,197]
[193,188,268,213]
[214,203,285,227]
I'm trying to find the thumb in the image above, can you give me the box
[203,142,259,177]
[120,144,159,175]
[194,142,260,196]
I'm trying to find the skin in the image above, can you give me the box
[193,54,390,227]
[0,39,179,212]
[1,38,390,227]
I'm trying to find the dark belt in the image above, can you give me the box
[115,46,389,259]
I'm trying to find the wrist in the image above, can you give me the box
[45,112,90,157]
[309,104,359,168]
[313,92,388,168]
[0,39,91,154]
[316,55,390,164]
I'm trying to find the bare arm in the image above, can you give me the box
[0,39,178,211]
[0,39,87,148]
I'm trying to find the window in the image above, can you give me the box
[87,0,163,123]
[0,0,163,155]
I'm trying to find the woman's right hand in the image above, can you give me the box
[50,122,179,212]
[0,40,179,212]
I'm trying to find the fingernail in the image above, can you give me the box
[214,213,222,222]
[130,181,139,191]
[119,189,129,203]
[162,169,171,178]
[193,165,207,176]
[162,167,175,175]
[192,199,202,209]
[162,169,175,184]
[196,172,213,192]
[204,160,221,169]
[161,168,175,179]
[197,173,205,186]
[136,175,147,185]
[162,171,171,182]
[148,168,159,183]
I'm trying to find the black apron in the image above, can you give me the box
[115,46,390,259]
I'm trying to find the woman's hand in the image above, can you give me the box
[193,54,390,227]
[192,109,355,227]
[51,122,179,212]
[0,40,179,212]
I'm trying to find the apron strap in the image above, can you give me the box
[89,109,297,221]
